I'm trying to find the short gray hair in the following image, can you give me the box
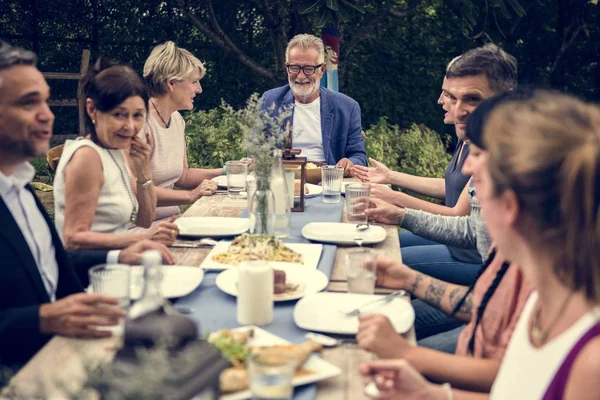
[446,44,517,93]
[285,34,325,64]
[0,41,37,88]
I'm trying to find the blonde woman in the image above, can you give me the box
[359,91,600,399]
[142,41,225,220]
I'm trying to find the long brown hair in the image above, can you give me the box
[484,91,600,303]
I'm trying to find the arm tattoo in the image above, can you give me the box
[424,279,446,308]
[449,287,473,315]
[409,273,424,294]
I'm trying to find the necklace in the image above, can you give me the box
[531,292,574,344]
[107,150,138,223]
[150,100,170,128]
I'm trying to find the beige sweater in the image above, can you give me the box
[147,112,186,220]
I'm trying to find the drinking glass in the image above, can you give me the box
[248,353,296,400]
[88,264,131,335]
[345,249,377,294]
[321,166,344,204]
[345,183,371,223]
[226,160,248,199]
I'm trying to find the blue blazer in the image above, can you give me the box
[260,85,367,166]
[0,186,108,369]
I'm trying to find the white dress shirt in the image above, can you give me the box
[0,162,59,301]
[0,162,121,302]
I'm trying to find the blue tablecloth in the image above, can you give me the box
[175,196,344,399]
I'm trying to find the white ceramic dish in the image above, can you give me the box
[211,175,229,188]
[299,183,323,199]
[175,217,250,238]
[200,242,323,271]
[219,326,341,400]
[89,265,204,300]
[301,222,387,245]
[215,264,329,302]
[294,292,415,335]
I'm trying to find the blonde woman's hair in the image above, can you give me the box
[484,90,600,303]
[143,41,205,97]
[285,34,325,64]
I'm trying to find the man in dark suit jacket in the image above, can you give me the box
[260,34,367,174]
[0,42,173,370]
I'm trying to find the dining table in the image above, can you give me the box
[5,179,413,400]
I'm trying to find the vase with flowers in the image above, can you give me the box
[224,94,292,236]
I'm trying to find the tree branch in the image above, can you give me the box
[342,1,422,61]
[176,0,278,83]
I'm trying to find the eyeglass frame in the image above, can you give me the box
[285,63,324,75]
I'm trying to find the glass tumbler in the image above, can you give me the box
[321,165,344,204]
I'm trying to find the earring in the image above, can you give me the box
[92,119,96,124]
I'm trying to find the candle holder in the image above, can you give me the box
[282,149,306,212]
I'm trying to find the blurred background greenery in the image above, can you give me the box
[3,0,597,182]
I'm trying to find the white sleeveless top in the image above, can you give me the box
[146,112,186,220]
[54,138,138,240]
[491,291,600,399]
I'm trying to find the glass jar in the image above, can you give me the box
[270,149,291,238]
[249,175,276,236]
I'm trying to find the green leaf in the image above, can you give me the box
[504,0,526,16]
[298,0,323,15]
[336,6,350,22]
[315,6,332,28]
[339,0,365,14]
[326,0,339,11]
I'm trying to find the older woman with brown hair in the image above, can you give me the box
[359,90,600,399]
[53,60,178,249]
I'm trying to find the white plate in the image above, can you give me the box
[301,222,387,245]
[219,326,341,400]
[294,183,322,199]
[175,217,250,238]
[88,266,204,300]
[215,264,329,302]
[211,175,229,188]
[200,242,323,271]
[294,292,415,335]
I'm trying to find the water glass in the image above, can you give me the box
[226,160,248,199]
[345,249,377,294]
[345,183,371,223]
[248,353,296,400]
[88,264,131,335]
[321,165,344,204]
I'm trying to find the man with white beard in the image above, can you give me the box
[260,34,367,173]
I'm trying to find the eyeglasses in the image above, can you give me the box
[285,64,324,75]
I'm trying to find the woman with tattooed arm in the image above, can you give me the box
[357,90,534,392]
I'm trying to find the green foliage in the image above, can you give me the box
[298,0,365,27]
[30,156,49,178]
[183,105,246,169]
[365,117,450,179]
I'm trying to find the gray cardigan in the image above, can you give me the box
[400,180,491,262]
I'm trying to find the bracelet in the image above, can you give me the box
[222,165,227,175]
[137,178,153,188]
[441,383,453,400]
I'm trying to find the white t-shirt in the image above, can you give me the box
[292,98,325,162]
[490,291,600,399]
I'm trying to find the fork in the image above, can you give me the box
[340,289,405,317]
